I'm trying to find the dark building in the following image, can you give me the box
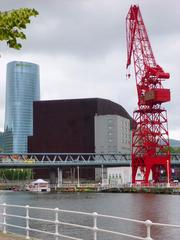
[28,98,133,179]
[28,98,133,153]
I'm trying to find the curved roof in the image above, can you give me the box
[33,97,134,129]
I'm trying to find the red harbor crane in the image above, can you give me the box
[126,5,171,184]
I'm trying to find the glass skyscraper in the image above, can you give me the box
[4,61,40,153]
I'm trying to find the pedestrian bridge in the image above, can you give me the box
[0,153,180,168]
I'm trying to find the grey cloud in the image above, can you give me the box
[0,0,180,138]
[1,0,179,58]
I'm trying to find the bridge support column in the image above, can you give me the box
[57,168,62,187]
[77,166,80,187]
[70,168,76,183]
[101,165,104,186]
[49,169,56,186]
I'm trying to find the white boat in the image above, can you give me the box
[26,179,50,192]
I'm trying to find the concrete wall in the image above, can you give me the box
[95,115,131,154]
[107,167,131,184]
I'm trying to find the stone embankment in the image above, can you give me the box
[100,186,180,194]
[53,184,180,194]
[1,182,180,194]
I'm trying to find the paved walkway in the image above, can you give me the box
[0,232,37,240]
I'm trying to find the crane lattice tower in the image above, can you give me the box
[126,5,171,184]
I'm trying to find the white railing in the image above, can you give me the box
[0,203,180,240]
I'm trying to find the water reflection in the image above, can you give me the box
[0,192,180,239]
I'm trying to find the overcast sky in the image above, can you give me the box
[0,0,180,139]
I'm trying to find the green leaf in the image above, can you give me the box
[0,8,39,49]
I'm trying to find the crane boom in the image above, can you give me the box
[126,5,171,184]
[126,5,156,69]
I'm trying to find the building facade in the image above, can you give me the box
[95,115,131,154]
[0,132,4,152]
[107,167,131,185]
[4,61,40,153]
[28,98,133,180]
[28,98,133,153]
[94,114,131,183]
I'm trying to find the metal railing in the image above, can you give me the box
[0,203,180,240]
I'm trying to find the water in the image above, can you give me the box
[0,191,180,239]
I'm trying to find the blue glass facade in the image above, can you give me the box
[4,61,40,153]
